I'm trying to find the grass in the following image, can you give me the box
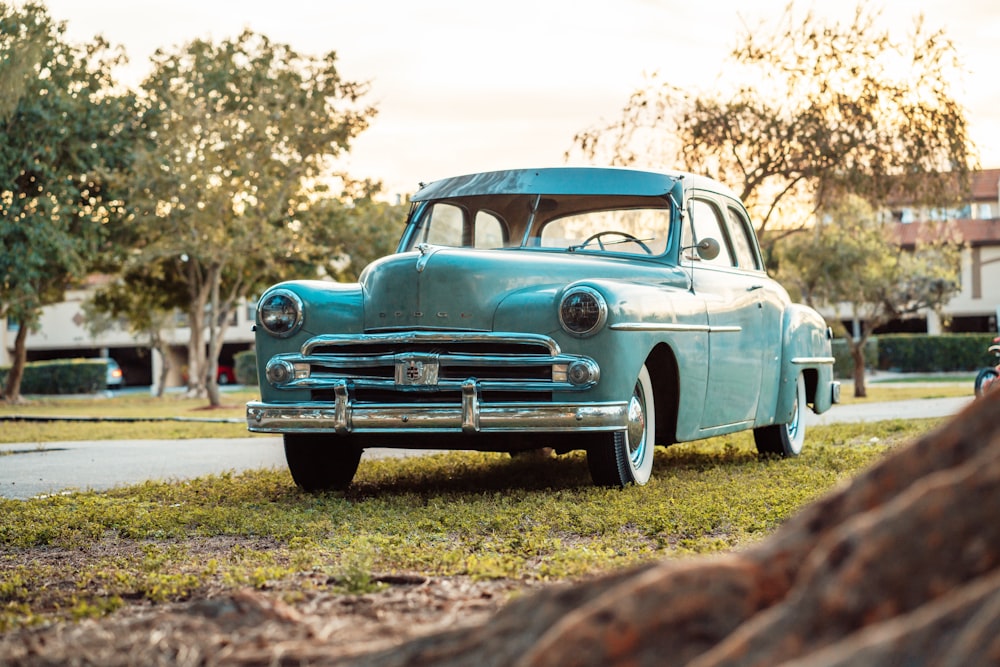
[0,390,256,443]
[834,381,972,404]
[0,416,940,631]
[869,373,976,384]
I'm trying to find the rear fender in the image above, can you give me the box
[774,304,835,422]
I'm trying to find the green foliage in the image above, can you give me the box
[570,4,973,248]
[300,194,406,281]
[877,333,996,372]
[0,358,106,394]
[777,196,961,396]
[0,3,136,400]
[0,418,939,630]
[99,29,378,405]
[832,338,878,379]
[234,349,258,386]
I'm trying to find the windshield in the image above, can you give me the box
[401,194,675,257]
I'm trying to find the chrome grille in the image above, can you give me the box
[265,331,598,400]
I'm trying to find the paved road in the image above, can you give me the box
[0,396,976,500]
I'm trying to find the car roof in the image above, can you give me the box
[410,167,733,201]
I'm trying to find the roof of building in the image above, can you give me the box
[892,218,1000,246]
[971,168,1000,201]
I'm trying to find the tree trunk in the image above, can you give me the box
[152,336,171,399]
[203,263,237,409]
[1,320,29,403]
[848,336,868,398]
[184,259,212,400]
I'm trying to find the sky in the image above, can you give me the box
[42,0,1000,200]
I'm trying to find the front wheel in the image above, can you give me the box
[283,434,363,492]
[587,365,656,487]
[754,373,806,457]
[975,367,999,397]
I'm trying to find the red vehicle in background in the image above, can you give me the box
[974,336,1000,397]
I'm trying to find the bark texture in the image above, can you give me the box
[357,388,1000,667]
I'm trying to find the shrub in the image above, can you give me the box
[0,358,106,395]
[877,333,996,372]
[831,338,878,379]
[234,349,258,386]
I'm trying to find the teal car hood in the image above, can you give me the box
[360,247,678,331]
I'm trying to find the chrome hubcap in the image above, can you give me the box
[786,394,800,441]
[626,385,646,465]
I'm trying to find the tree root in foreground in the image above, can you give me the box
[354,388,1000,667]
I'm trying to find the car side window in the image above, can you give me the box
[474,210,507,248]
[418,204,508,248]
[684,199,734,267]
[725,207,761,270]
[421,203,465,246]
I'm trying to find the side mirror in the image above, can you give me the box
[695,238,720,261]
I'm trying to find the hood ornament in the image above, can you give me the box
[415,243,441,272]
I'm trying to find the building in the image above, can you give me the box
[1,283,255,391]
[886,168,1000,334]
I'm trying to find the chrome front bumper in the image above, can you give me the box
[247,385,627,435]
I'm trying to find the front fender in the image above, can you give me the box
[255,280,364,402]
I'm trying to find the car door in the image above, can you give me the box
[721,201,785,422]
[684,195,765,429]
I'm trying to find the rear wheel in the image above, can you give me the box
[283,434,362,492]
[754,373,806,456]
[975,368,999,397]
[587,365,656,487]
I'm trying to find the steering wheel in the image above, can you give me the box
[578,230,654,255]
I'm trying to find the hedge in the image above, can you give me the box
[234,349,258,386]
[876,333,997,372]
[831,338,879,379]
[0,358,107,395]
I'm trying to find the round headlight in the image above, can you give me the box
[559,286,607,337]
[258,289,303,338]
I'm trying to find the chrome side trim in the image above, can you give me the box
[610,323,741,333]
[791,356,836,365]
[247,399,629,434]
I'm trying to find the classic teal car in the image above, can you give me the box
[247,167,839,490]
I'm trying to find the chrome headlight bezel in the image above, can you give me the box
[257,289,304,338]
[558,286,608,338]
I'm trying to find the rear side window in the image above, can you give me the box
[725,207,762,270]
[474,211,506,248]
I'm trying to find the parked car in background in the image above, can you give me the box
[182,364,237,385]
[105,358,124,389]
[217,365,235,385]
[247,167,840,491]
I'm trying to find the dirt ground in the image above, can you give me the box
[0,542,548,666]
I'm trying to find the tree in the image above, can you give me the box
[778,196,961,397]
[86,260,188,397]
[570,3,974,258]
[0,2,134,403]
[123,30,376,406]
[301,189,406,282]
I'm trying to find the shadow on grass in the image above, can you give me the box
[333,443,767,500]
